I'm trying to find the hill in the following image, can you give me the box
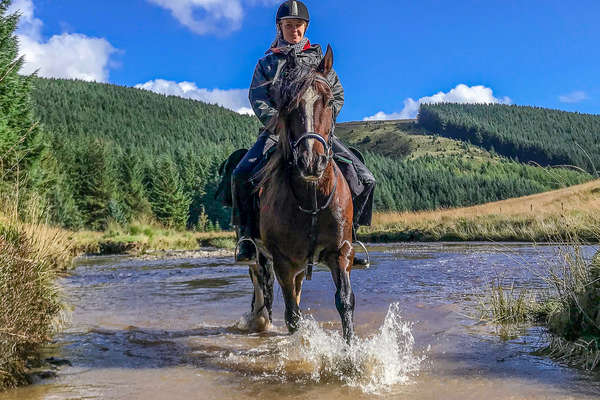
[418,103,600,172]
[29,78,593,230]
[31,78,261,229]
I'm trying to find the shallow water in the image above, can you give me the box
[3,242,600,399]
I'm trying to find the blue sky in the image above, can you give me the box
[8,0,600,122]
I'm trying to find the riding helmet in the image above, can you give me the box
[276,0,310,23]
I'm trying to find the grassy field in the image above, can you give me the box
[66,179,600,257]
[336,119,504,161]
[361,179,600,242]
[69,220,236,256]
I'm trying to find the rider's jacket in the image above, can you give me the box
[249,40,345,128]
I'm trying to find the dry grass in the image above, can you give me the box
[362,179,600,242]
[0,216,71,390]
[0,183,73,390]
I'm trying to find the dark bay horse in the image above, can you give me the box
[244,45,356,342]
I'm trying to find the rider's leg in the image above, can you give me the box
[232,131,271,261]
[331,137,376,226]
[331,137,376,266]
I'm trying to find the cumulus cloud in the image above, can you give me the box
[147,0,279,35]
[363,84,512,121]
[8,0,116,82]
[559,91,588,104]
[135,79,254,115]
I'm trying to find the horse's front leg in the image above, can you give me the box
[247,256,274,332]
[273,256,302,333]
[326,240,356,343]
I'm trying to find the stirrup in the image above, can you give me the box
[353,240,370,268]
[234,237,259,265]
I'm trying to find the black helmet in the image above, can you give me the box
[276,1,309,23]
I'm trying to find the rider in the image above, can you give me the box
[232,0,375,263]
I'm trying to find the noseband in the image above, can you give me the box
[289,132,334,168]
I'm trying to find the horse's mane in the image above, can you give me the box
[254,54,331,190]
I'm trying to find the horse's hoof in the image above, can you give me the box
[251,316,271,332]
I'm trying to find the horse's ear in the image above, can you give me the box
[318,44,334,75]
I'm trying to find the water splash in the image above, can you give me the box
[276,302,423,393]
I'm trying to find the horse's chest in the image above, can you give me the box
[260,203,339,262]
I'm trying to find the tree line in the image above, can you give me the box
[418,103,600,173]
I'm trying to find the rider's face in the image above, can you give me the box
[280,19,307,44]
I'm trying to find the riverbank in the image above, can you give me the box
[66,180,600,257]
[69,222,236,256]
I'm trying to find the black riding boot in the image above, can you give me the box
[232,176,256,262]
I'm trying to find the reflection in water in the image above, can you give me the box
[2,243,600,400]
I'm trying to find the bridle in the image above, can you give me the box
[287,75,335,169]
[284,74,338,280]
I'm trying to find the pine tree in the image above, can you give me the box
[0,0,42,195]
[71,138,116,230]
[149,154,190,230]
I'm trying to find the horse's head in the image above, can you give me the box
[271,45,336,182]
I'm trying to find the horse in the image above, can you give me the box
[241,45,356,342]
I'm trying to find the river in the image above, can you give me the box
[2,243,600,399]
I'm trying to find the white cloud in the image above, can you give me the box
[8,0,116,82]
[147,0,279,35]
[559,91,588,104]
[364,84,512,121]
[135,79,254,115]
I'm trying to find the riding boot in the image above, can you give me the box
[351,224,369,266]
[232,175,256,262]
[236,226,256,262]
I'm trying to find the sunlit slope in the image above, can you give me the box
[337,119,513,161]
[363,179,600,242]
[419,103,600,171]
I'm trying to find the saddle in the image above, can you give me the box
[216,144,366,209]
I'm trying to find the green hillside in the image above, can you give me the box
[336,119,593,210]
[29,78,593,230]
[418,103,600,173]
[31,78,261,230]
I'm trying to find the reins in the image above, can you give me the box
[287,130,338,280]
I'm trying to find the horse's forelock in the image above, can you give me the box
[255,63,331,190]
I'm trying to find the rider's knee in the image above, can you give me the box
[362,174,376,187]
[232,165,250,184]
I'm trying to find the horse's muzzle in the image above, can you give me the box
[291,132,332,181]
[298,152,328,181]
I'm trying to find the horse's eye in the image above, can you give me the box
[326,98,334,107]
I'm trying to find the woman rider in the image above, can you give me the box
[233,0,375,262]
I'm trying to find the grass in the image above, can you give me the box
[0,205,73,390]
[479,229,600,369]
[69,218,236,256]
[361,179,600,243]
[336,119,499,161]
